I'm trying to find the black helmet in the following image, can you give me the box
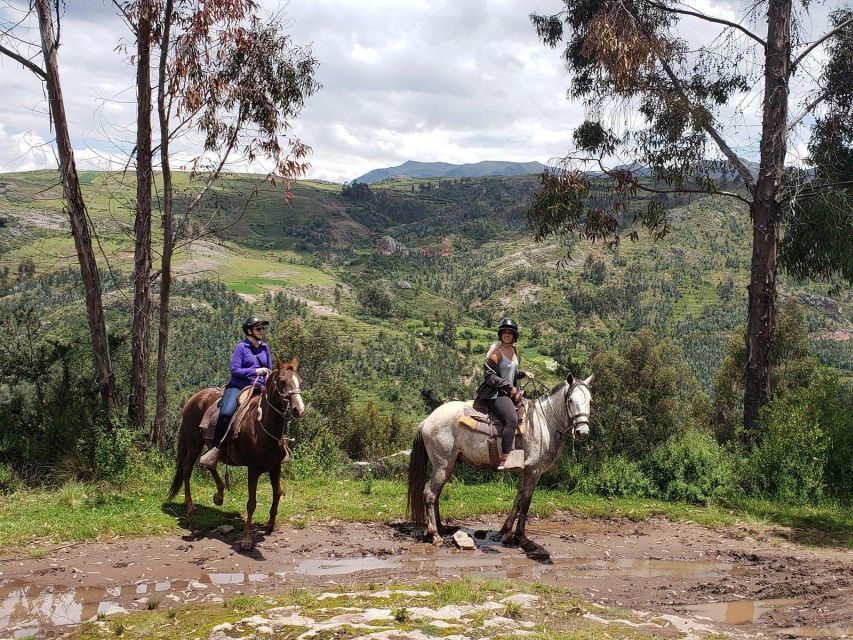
[242,315,269,335]
[497,317,519,341]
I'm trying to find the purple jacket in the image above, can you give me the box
[227,338,272,389]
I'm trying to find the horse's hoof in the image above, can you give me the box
[187,503,197,516]
[240,539,254,551]
[213,493,223,506]
[430,535,443,546]
[265,525,274,535]
[501,534,519,547]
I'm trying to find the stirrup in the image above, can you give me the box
[198,446,220,469]
[499,449,524,472]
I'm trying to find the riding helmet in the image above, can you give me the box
[497,317,519,341]
[242,315,270,335]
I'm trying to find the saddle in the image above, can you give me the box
[199,386,262,448]
[459,399,528,469]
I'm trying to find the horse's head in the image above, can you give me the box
[270,355,305,419]
[565,373,593,440]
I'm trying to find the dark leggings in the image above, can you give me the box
[487,395,518,454]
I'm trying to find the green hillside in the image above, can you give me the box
[1,169,851,421]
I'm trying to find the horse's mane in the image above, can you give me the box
[546,381,567,396]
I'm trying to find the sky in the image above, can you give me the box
[0,0,837,182]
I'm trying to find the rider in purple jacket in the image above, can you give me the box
[199,316,272,469]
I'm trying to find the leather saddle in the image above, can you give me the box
[464,397,527,436]
[459,399,527,471]
[199,386,261,447]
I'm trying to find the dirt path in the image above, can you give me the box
[1,514,850,639]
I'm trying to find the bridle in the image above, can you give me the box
[258,369,303,443]
[527,379,590,439]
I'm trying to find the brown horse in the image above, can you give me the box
[167,355,305,550]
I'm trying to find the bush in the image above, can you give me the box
[644,429,735,504]
[582,456,654,498]
[741,392,829,504]
[0,462,23,495]
[589,329,702,460]
[92,422,135,481]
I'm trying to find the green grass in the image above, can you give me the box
[1,461,851,551]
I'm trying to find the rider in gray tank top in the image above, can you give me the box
[498,349,518,390]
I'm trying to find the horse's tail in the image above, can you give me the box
[406,425,428,527]
[167,430,188,502]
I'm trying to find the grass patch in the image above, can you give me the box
[65,579,674,640]
[1,463,851,550]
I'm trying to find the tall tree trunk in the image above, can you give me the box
[151,0,174,448]
[129,0,154,430]
[34,0,119,410]
[744,0,792,432]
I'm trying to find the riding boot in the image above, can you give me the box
[199,412,230,469]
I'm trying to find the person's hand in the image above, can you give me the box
[526,371,535,381]
[256,367,271,377]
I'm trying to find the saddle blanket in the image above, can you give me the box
[199,387,261,447]
[458,402,527,437]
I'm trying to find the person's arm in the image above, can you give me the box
[230,344,258,378]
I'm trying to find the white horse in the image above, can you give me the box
[407,374,593,548]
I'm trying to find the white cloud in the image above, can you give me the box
[0,0,838,182]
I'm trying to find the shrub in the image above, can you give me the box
[741,391,829,504]
[644,429,735,504]
[92,422,135,481]
[582,456,654,498]
[0,462,23,495]
[589,329,702,460]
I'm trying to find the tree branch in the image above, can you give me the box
[657,57,757,193]
[594,156,754,206]
[786,89,831,135]
[791,15,853,72]
[111,0,138,35]
[642,0,766,48]
[0,43,47,79]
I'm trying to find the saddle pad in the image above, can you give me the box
[458,403,527,436]
[459,414,498,437]
[200,388,259,446]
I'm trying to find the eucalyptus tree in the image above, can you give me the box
[0,0,120,410]
[136,0,320,445]
[528,1,853,432]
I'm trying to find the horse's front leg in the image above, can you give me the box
[266,463,282,534]
[209,466,226,506]
[241,468,261,551]
[513,469,542,547]
[501,468,541,545]
[499,494,522,543]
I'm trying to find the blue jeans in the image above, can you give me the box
[212,386,242,447]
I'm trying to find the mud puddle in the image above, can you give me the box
[1,514,850,638]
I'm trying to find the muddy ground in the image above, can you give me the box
[1,513,850,639]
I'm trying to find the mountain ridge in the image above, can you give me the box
[354,160,545,184]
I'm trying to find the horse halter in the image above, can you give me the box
[535,379,590,440]
[263,370,304,420]
[566,381,591,440]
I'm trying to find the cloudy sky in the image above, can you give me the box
[0,0,836,182]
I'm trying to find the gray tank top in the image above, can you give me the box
[498,348,518,386]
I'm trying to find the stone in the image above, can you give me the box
[453,531,476,550]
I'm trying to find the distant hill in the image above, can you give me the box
[354,160,545,184]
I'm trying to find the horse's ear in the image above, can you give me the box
[289,356,300,371]
[275,354,284,369]
[566,373,574,385]
[584,373,594,387]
